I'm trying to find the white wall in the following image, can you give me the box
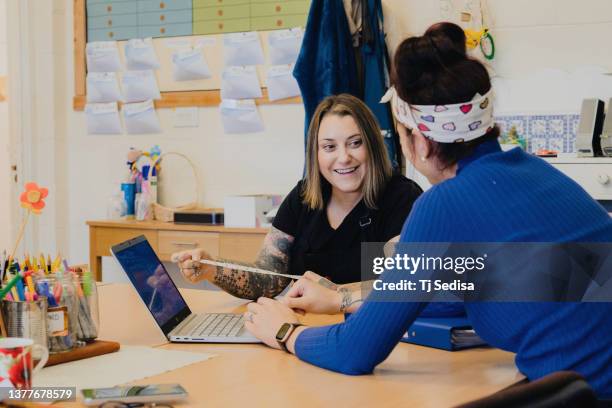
[382,0,612,114]
[11,0,612,274]
[0,0,12,252]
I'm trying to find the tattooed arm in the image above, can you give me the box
[172,226,295,300]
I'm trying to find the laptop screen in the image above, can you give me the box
[112,236,191,335]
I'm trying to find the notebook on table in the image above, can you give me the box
[111,235,260,344]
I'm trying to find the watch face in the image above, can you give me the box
[275,323,292,341]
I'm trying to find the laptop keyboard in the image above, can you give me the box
[177,313,244,338]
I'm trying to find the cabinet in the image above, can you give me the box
[87,220,268,281]
[545,157,612,201]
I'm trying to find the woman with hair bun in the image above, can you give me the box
[246,23,612,400]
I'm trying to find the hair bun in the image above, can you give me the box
[391,22,490,105]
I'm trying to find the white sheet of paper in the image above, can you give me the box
[123,100,161,134]
[121,70,161,103]
[86,41,122,72]
[125,38,160,70]
[194,37,217,48]
[85,102,122,134]
[34,346,214,392]
[266,65,301,101]
[165,37,192,49]
[172,49,212,81]
[223,31,265,66]
[268,28,303,65]
[219,99,264,134]
[86,72,122,103]
[221,66,262,100]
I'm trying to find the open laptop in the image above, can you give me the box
[111,235,260,343]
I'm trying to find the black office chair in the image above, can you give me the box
[454,371,598,408]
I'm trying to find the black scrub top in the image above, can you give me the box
[272,175,423,284]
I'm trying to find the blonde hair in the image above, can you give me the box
[302,94,393,210]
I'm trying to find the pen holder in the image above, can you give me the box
[73,274,99,342]
[39,275,78,353]
[1,298,48,359]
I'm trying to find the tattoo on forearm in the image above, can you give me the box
[211,227,294,300]
[338,288,363,313]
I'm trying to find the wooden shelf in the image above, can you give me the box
[73,89,301,111]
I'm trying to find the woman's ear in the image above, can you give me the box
[412,129,431,161]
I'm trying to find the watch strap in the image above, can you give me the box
[276,323,302,352]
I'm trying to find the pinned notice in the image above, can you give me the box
[86,41,122,72]
[223,32,265,66]
[268,28,303,65]
[172,49,212,81]
[221,66,262,100]
[123,100,161,134]
[266,65,300,101]
[121,70,161,103]
[125,38,160,70]
[219,99,264,134]
[85,102,122,135]
[86,72,121,103]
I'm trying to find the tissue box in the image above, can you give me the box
[224,195,281,228]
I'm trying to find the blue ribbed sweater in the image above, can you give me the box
[294,140,612,398]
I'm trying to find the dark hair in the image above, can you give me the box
[391,22,499,169]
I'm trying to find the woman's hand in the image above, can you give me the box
[280,271,342,315]
[170,248,216,283]
[244,297,300,350]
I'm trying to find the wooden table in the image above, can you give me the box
[87,220,268,281]
[59,283,522,408]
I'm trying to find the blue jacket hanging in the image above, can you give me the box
[293,0,360,140]
[359,0,401,170]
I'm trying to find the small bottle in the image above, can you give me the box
[121,170,136,219]
[107,191,127,220]
[150,166,158,204]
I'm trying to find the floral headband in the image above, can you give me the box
[380,87,495,143]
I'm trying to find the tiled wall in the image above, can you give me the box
[495,114,580,153]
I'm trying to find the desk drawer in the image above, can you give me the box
[88,27,139,41]
[251,14,305,30]
[158,231,220,260]
[193,5,250,21]
[194,0,250,7]
[193,18,251,34]
[551,163,612,200]
[219,232,266,263]
[138,10,192,25]
[138,23,192,38]
[251,1,309,17]
[92,227,158,257]
[88,14,138,29]
[137,0,192,12]
[88,2,138,17]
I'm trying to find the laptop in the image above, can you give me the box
[111,235,260,343]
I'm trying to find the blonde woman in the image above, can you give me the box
[172,94,422,300]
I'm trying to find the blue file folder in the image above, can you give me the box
[401,317,488,351]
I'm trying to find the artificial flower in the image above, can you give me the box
[19,182,48,214]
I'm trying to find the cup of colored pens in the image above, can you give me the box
[71,266,99,342]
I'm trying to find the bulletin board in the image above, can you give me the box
[73,0,308,111]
